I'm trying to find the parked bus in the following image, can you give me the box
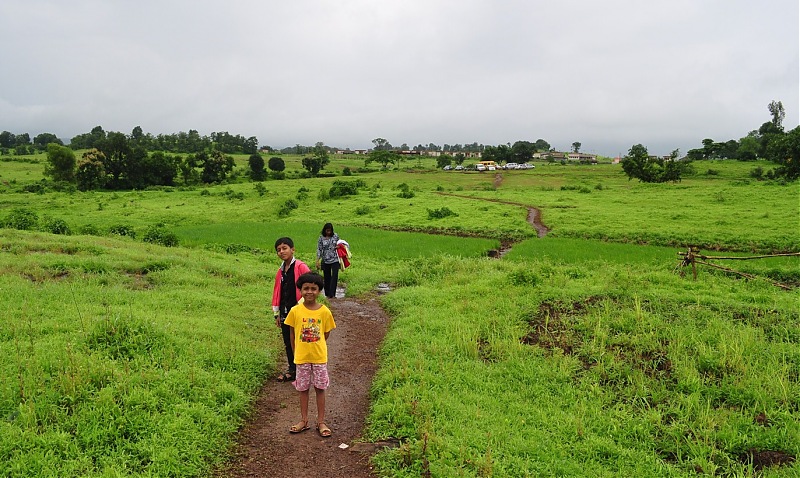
[477,160,497,171]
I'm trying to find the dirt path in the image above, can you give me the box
[436,191,550,238]
[214,291,391,478]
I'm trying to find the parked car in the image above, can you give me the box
[443,165,452,170]
[475,163,486,171]
[454,165,464,170]
[504,162,519,170]
[519,163,535,169]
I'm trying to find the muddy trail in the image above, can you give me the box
[436,185,550,239]
[214,290,393,478]
[437,184,550,257]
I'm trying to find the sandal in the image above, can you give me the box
[290,420,310,433]
[276,372,295,382]
[316,422,332,437]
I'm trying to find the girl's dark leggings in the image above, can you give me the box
[321,261,340,298]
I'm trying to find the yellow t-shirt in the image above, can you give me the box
[285,303,336,364]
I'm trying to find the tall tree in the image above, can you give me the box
[44,144,76,182]
[365,149,399,169]
[33,133,62,150]
[95,132,131,188]
[571,142,581,153]
[14,133,31,146]
[300,142,330,176]
[534,139,550,152]
[76,150,106,191]
[372,138,392,151]
[201,150,234,183]
[268,156,285,172]
[768,100,785,130]
[737,135,760,161]
[243,136,259,155]
[0,131,14,148]
[766,125,800,180]
[248,153,266,181]
[621,144,691,183]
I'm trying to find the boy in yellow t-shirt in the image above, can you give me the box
[285,272,336,437]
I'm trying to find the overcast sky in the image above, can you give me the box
[1,1,797,156]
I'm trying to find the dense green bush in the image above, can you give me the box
[41,217,72,235]
[329,180,362,198]
[355,205,372,215]
[3,208,38,230]
[277,199,299,218]
[108,224,136,238]
[142,224,179,247]
[396,183,415,199]
[427,206,458,219]
[78,224,101,236]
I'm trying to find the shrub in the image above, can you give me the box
[296,186,310,201]
[355,205,371,216]
[706,169,720,176]
[427,207,458,219]
[41,217,72,235]
[108,224,136,238]
[342,167,352,176]
[750,166,764,180]
[396,183,415,199]
[507,269,541,287]
[277,199,299,218]
[254,183,267,196]
[329,180,361,198]
[78,224,101,236]
[23,182,47,194]
[223,188,244,200]
[142,224,179,247]
[4,208,38,230]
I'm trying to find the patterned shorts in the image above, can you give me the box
[293,363,329,391]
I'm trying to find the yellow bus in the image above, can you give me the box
[477,160,497,171]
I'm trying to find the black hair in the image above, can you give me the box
[274,237,294,250]
[321,222,334,236]
[296,272,324,291]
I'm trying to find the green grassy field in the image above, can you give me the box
[0,154,798,477]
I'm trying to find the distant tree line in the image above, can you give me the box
[68,126,260,155]
[35,126,262,191]
[1,126,259,156]
[623,100,799,182]
[0,131,63,155]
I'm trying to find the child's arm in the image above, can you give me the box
[289,326,296,352]
[324,331,331,341]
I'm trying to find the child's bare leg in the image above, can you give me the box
[299,389,310,423]
[289,389,311,432]
[315,388,326,424]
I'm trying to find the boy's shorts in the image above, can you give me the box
[293,363,329,391]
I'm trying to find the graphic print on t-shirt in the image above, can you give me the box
[300,317,321,343]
